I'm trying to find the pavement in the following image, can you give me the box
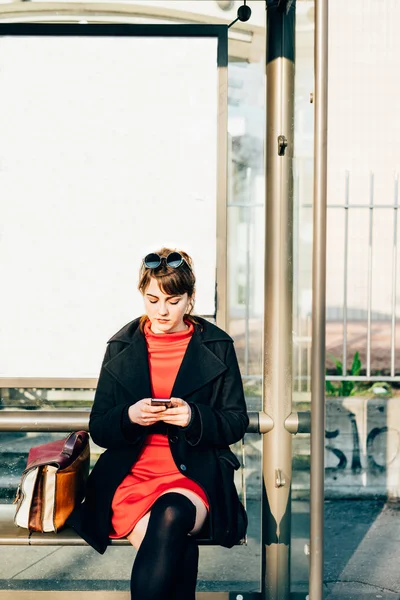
[321,500,400,600]
[2,498,400,598]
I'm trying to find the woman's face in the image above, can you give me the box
[143,277,190,334]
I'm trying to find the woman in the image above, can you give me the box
[68,247,249,600]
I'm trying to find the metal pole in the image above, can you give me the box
[310,0,328,598]
[216,35,229,331]
[343,171,349,375]
[263,2,296,598]
[391,174,399,377]
[245,167,252,376]
[366,172,374,378]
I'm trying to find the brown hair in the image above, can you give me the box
[138,247,201,333]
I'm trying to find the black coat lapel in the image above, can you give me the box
[104,321,228,401]
[171,331,228,399]
[104,331,152,401]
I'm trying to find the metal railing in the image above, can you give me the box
[230,170,400,393]
[0,409,261,434]
[292,172,400,388]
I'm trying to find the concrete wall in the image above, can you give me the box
[323,396,400,500]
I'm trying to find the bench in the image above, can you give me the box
[0,410,261,546]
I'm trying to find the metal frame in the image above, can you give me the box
[0,593,262,600]
[216,41,229,332]
[0,3,333,598]
[309,1,328,599]
[262,2,296,599]
[1,592,264,600]
[261,2,328,599]
[0,22,228,389]
[0,2,265,64]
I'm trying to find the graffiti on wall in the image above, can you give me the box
[321,397,400,496]
[326,418,395,472]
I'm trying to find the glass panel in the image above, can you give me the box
[322,6,400,596]
[293,0,400,592]
[325,0,400,503]
[226,45,266,595]
[291,1,314,594]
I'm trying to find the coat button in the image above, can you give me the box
[180,464,187,471]
[169,435,178,443]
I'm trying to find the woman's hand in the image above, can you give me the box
[128,398,168,426]
[157,397,192,428]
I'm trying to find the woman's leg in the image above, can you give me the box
[169,535,199,600]
[127,488,208,550]
[128,492,196,600]
[164,489,206,600]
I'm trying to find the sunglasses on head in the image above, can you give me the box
[143,251,188,270]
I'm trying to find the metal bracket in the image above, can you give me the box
[278,134,288,156]
[284,411,311,434]
[258,411,274,434]
[256,411,311,434]
[228,1,252,28]
[275,468,286,487]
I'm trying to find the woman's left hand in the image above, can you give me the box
[157,397,192,427]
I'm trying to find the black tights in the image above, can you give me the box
[130,492,199,600]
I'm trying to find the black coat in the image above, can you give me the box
[68,316,249,554]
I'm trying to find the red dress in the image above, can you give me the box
[109,318,209,539]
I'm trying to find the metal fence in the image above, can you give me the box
[293,171,400,388]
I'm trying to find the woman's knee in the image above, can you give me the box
[149,492,196,533]
[126,492,198,549]
[160,488,208,535]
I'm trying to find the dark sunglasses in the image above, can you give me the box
[143,252,188,270]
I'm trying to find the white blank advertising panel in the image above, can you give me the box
[0,30,221,381]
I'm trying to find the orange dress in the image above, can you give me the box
[109,319,209,539]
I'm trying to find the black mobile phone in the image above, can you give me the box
[151,398,172,408]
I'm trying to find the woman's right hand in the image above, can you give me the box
[128,398,167,426]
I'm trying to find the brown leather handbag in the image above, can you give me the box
[14,431,90,533]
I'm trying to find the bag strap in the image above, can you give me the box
[61,431,86,457]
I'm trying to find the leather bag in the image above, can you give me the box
[14,431,90,533]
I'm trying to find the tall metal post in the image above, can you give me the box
[263,1,296,598]
[310,0,328,598]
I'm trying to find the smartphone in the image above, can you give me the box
[151,398,173,408]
